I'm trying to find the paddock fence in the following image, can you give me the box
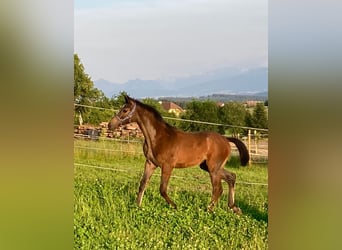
[73,103,268,164]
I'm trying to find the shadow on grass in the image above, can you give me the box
[121,175,268,223]
[157,190,268,223]
[237,200,268,223]
[129,189,268,226]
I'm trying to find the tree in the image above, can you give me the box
[219,102,247,136]
[87,91,113,125]
[180,100,220,133]
[109,91,130,109]
[251,103,268,129]
[142,98,166,115]
[245,111,253,128]
[74,54,97,106]
[74,54,103,124]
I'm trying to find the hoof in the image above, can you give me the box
[167,202,177,209]
[232,206,242,215]
[207,202,215,212]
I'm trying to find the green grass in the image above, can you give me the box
[74,138,268,249]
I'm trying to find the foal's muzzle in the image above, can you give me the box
[108,117,121,131]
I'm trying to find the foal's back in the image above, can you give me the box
[168,130,230,168]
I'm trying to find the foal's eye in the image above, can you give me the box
[123,108,129,113]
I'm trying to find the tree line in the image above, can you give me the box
[74,54,268,135]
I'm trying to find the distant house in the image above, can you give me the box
[159,101,184,116]
[245,100,259,108]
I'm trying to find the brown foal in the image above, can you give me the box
[108,95,249,214]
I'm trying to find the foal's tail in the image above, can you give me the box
[226,137,249,166]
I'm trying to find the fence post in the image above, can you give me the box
[248,129,251,164]
[254,129,258,155]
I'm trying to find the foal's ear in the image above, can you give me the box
[123,94,135,105]
[124,94,130,103]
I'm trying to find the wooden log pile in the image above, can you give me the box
[74,122,143,139]
[74,125,102,140]
[106,122,143,138]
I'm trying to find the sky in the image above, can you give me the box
[74,0,267,84]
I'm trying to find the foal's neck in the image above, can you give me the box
[136,105,173,143]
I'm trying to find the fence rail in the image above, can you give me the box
[74,133,268,163]
[74,103,268,163]
[74,162,268,186]
[74,103,268,132]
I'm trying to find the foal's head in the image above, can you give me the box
[108,95,137,130]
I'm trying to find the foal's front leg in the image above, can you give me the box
[207,173,223,212]
[160,166,177,209]
[137,160,157,207]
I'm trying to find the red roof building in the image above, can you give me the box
[159,101,184,116]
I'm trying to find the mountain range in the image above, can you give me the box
[94,67,268,99]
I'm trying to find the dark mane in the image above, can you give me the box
[134,99,172,127]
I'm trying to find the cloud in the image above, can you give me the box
[75,0,267,83]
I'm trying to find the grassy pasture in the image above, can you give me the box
[74,138,268,249]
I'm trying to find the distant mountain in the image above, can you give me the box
[94,67,268,98]
[159,94,268,106]
[94,78,167,98]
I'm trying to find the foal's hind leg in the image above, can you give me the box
[221,169,242,214]
[137,160,157,207]
[201,161,223,211]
